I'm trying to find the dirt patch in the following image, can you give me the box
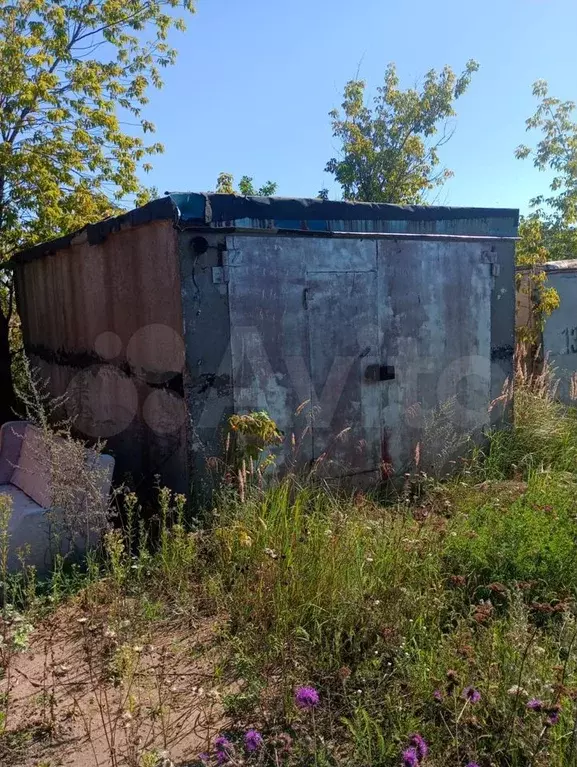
[2,605,231,766]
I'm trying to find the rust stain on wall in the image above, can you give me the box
[16,220,188,494]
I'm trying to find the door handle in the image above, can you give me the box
[365,364,395,382]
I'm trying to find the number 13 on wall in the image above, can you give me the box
[562,326,577,354]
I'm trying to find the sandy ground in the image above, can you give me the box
[1,604,230,767]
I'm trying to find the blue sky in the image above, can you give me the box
[142,0,577,213]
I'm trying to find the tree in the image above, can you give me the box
[0,0,195,423]
[516,80,577,261]
[514,81,577,341]
[325,60,479,204]
[515,216,560,343]
[215,172,278,196]
[238,175,277,197]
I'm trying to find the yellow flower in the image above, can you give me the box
[238,531,253,548]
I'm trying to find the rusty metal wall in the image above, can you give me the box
[15,220,188,493]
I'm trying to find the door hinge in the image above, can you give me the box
[483,248,500,277]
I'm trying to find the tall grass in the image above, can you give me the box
[482,346,577,478]
[210,481,442,668]
[194,353,577,765]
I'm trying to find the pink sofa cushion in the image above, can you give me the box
[11,425,52,508]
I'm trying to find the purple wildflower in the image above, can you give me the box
[409,734,428,760]
[295,685,320,709]
[433,689,443,702]
[244,729,264,752]
[402,747,419,767]
[466,763,480,767]
[214,735,233,764]
[546,708,561,726]
[215,736,232,752]
[527,698,543,712]
[197,755,210,766]
[462,686,481,704]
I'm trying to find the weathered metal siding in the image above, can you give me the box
[175,231,234,501]
[225,236,383,477]
[206,233,515,477]
[377,238,493,471]
[517,261,577,402]
[15,220,187,492]
[12,195,518,496]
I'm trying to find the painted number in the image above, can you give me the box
[562,326,577,354]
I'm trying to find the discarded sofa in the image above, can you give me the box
[0,421,115,572]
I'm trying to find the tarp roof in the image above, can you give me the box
[12,193,520,264]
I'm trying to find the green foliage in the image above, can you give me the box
[325,60,479,203]
[211,481,439,668]
[238,175,277,196]
[215,172,278,196]
[215,172,235,194]
[516,216,552,267]
[444,471,577,602]
[226,411,283,478]
[514,80,577,340]
[228,411,283,457]
[516,217,560,341]
[206,468,577,765]
[0,0,195,421]
[517,80,577,236]
[7,381,577,765]
[516,80,577,264]
[0,0,195,255]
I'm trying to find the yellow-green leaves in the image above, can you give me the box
[516,217,560,343]
[215,174,278,197]
[517,80,577,234]
[0,0,195,258]
[325,60,479,204]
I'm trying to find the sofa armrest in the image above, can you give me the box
[0,421,28,484]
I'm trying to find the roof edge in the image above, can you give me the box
[169,192,519,226]
[11,196,178,265]
[11,193,520,266]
